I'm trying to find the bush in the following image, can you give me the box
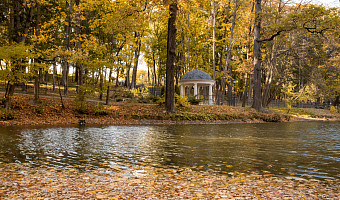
[115,98,124,102]
[75,101,89,114]
[35,104,44,114]
[330,106,337,114]
[156,97,165,106]
[175,94,190,108]
[150,95,161,103]
[75,93,89,114]
[93,104,110,116]
[0,97,5,106]
[260,113,282,122]
[188,96,201,105]
[0,109,14,120]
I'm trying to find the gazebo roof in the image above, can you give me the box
[180,70,213,81]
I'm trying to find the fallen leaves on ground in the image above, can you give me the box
[1,95,339,127]
[0,163,339,199]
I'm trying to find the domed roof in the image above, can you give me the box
[180,70,213,81]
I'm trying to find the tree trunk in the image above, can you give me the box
[33,0,41,102]
[262,41,275,107]
[62,61,69,95]
[75,0,82,94]
[242,73,249,107]
[181,33,186,73]
[130,32,141,89]
[165,3,178,113]
[4,82,15,112]
[34,70,40,102]
[187,13,191,70]
[62,0,72,95]
[125,63,130,88]
[252,0,263,111]
[152,52,157,86]
[221,0,237,105]
[115,67,120,86]
[53,65,57,91]
[248,74,253,105]
[212,0,216,81]
[194,37,198,70]
[99,68,104,100]
[215,54,223,105]
[106,69,112,105]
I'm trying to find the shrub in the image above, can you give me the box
[35,104,44,114]
[0,97,5,106]
[150,95,161,103]
[188,96,201,105]
[156,96,165,106]
[75,93,89,114]
[75,101,89,114]
[175,94,190,108]
[116,98,124,102]
[260,113,282,122]
[93,104,110,116]
[0,109,14,120]
[330,106,337,114]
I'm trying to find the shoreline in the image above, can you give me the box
[1,114,339,128]
[1,95,339,127]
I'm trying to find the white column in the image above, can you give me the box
[194,83,198,98]
[180,84,184,98]
[209,84,213,105]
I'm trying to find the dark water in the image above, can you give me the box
[0,122,339,179]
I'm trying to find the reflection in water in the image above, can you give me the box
[0,122,339,180]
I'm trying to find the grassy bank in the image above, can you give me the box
[0,95,339,126]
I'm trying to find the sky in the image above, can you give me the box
[300,0,340,7]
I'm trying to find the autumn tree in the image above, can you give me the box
[165,3,178,113]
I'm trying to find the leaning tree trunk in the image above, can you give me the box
[165,3,178,113]
[252,0,263,111]
[262,41,276,108]
[130,33,141,89]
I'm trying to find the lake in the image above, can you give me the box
[0,121,339,180]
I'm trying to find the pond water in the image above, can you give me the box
[0,121,339,180]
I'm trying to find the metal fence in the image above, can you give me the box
[146,88,333,109]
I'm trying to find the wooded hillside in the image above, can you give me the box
[0,0,339,112]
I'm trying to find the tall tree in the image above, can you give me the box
[165,3,178,113]
[252,0,263,111]
[220,0,237,105]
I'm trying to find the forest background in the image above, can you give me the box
[0,0,339,115]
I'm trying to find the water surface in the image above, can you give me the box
[0,121,339,179]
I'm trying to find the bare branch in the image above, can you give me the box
[256,30,284,42]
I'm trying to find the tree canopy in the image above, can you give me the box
[0,0,339,111]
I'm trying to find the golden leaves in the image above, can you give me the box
[2,163,338,199]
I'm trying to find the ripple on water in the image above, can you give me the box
[0,121,339,180]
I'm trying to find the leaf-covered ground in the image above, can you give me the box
[0,163,339,199]
[1,95,339,126]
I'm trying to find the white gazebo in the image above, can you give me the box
[179,70,215,105]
